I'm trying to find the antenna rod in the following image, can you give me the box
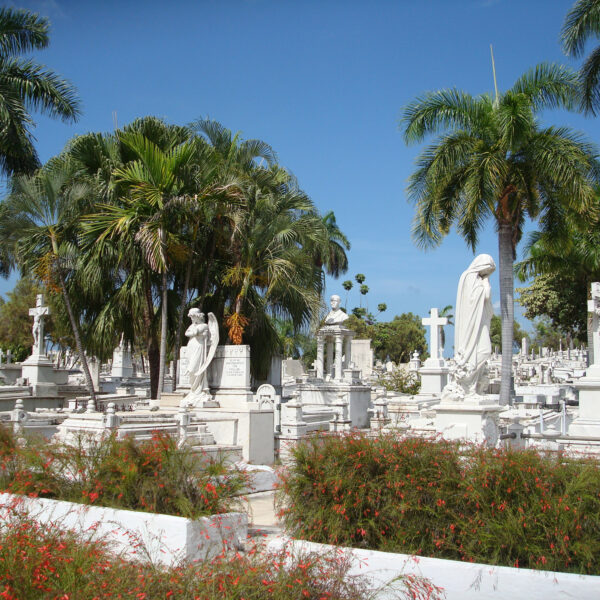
[490,44,499,104]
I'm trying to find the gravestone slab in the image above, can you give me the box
[209,345,253,404]
[351,339,373,379]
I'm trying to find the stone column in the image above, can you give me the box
[326,338,334,377]
[334,332,343,381]
[316,333,324,379]
[343,334,352,369]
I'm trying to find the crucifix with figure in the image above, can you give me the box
[29,294,50,356]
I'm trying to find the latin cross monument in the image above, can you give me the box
[422,308,448,363]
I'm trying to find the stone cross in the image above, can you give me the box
[588,282,600,367]
[29,294,50,356]
[422,308,448,360]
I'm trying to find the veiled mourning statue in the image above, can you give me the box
[442,254,495,401]
[183,309,219,405]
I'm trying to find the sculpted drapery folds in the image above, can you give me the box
[184,309,219,405]
[452,254,496,397]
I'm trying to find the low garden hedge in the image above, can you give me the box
[277,433,600,574]
[0,426,245,519]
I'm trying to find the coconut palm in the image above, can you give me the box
[562,0,600,114]
[3,159,96,400]
[0,7,80,176]
[400,63,600,405]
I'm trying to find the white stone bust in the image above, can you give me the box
[324,294,348,325]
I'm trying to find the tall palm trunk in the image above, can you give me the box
[498,223,514,406]
[143,280,159,399]
[58,272,96,404]
[172,245,194,392]
[157,269,168,399]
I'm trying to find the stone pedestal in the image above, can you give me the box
[21,354,58,397]
[418,357,449,395]
[569,376,600,436]
[296,380,371,428]
[434,396,503,447]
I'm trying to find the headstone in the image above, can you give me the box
[111,338,133,378]
[521,337,528,356]
[282,359,305,380]
[350,339,373,379]
[6,350,12,365]
[408,351,421,372]
[209,345,253,404]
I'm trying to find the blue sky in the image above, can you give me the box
[5,0,600,346]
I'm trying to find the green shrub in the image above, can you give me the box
[0,426,245,519]
[277,433,600,574]
[376,369,421,394]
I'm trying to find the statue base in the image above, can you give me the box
[434,394,503,447]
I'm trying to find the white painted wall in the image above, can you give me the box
[0,493,247,566]
[267,537,599,600]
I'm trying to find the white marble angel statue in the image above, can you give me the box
[183,309,219,405]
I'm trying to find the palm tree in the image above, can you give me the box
[400,63,599,405]
[85,130,198,399]
[3,159,96,401]
[313,211,350,277]
[0,7,80,176]
[562,0,600,114]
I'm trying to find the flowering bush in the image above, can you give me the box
[0,513,437,599]
[277,433,600,574]
[0,426,245,519]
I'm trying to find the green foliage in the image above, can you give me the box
[376,369,421,394]
[373,313,428,363]
[0,427,245,519]
[342,280,353,291]
[489,314,530,351]
[0,7,80,177]
[346,312,428,363]
[0,276,40,355]
[279,434,600,574]
[517,272,588,343]
[354,273,366,284]
[377,303,387,313]
[531,316,566,350]
[360,284,369,295]
[352,307,367,319]
[562,0,600,114]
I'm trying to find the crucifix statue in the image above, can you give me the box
[29,294,50,356]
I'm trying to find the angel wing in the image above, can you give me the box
[196,312,219,377]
